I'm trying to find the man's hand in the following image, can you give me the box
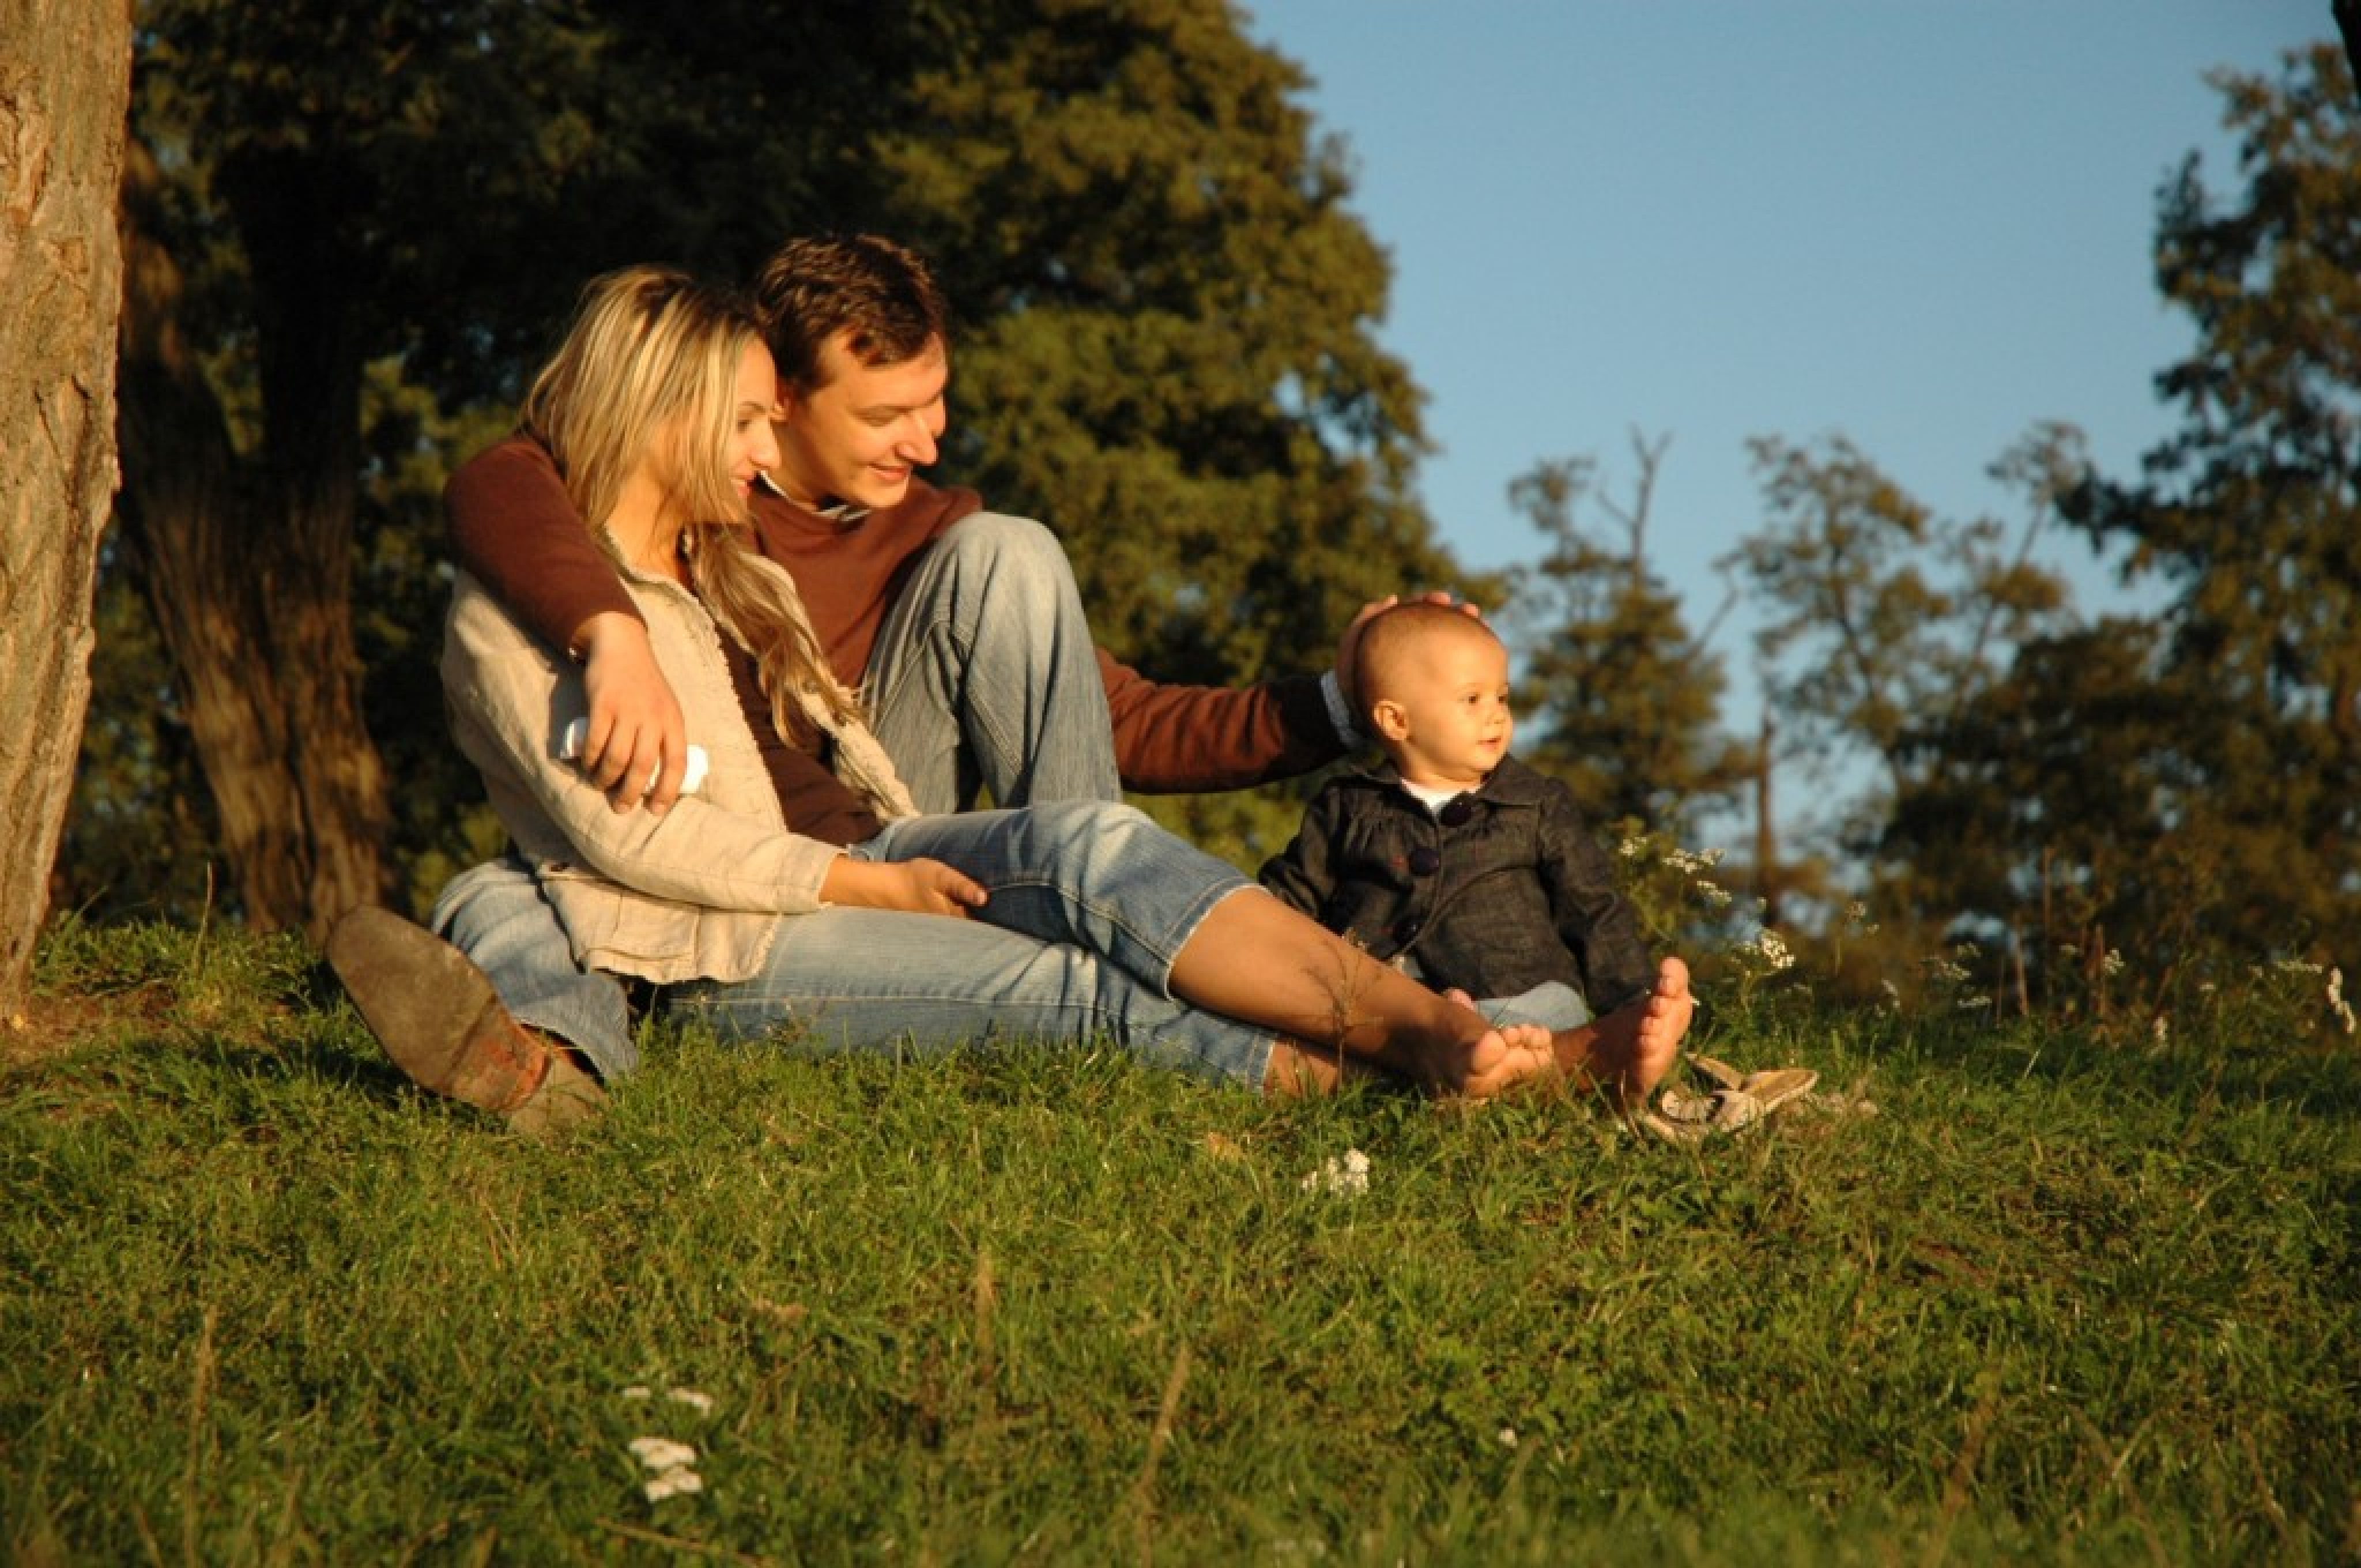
[575,612,690,815]
[1332,592,1483,711]
[821,856,989,917]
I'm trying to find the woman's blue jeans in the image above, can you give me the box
[435,802,1278,1087]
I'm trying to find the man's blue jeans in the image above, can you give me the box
[863,511,1122,815]
[436,802,1276,1087]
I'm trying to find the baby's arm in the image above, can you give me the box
[1257,782,1349,919]
[1535,789,1655,1015]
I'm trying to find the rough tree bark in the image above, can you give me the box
[0,0,135,1017]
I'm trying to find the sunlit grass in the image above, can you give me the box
[3,921,2355,1563]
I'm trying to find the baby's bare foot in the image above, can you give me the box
[1554,957,1694,1109]
[1460,1022,1556,1098]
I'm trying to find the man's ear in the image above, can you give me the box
[1370,699,1411,742]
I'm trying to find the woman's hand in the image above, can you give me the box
[821,856,988,917]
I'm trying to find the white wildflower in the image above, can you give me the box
[1752,930,1795,973]
[2101,949,2125,978]
[1925,953,1971,985]
[629,1436,704,1504]
[622,1385,653,1401]
[1302,1148,1372,1197]
[629,1437,698,1471]
[644,1467,704,1503]
[1618,835,1646,860]
[667,1387,714,1415]
[1698,882,1733,910]
[2330,967,2356,1036]
[1498,1426,1519,1449]
[2152,1016,2170,1046]
[1955,993,1991,1012]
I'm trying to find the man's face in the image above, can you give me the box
[772,330,949,511]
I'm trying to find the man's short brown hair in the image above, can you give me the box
[749,233,951,394]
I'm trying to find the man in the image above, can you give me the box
[333,233,1450,1130]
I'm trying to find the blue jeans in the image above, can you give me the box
[436,802,1277,1088]
[863,512,1122,815]
[1477,981,1594,1033]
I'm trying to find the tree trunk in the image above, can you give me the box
[113,141,395,939]
[116,142,313,927]
[0,0,135,1016]
[223,148,394,930]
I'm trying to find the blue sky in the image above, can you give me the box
[1242,2,2329,668]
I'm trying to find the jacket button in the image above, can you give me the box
[1407,847,1441,876]
[1393,918,1420,943]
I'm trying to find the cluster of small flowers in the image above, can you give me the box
[1750,929,1796,973]
[1928,951,1973,986]
[2331,967,2356,1035]
[1302,1148,1372,1197]
[624,1386,715,1502]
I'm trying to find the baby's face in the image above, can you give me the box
[1382,631,1513,790]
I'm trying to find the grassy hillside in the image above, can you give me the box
[4,919,2355,1564]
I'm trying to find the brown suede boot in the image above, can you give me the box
[327,906,606,1136]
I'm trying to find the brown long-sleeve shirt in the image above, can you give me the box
[442,436,1346,793]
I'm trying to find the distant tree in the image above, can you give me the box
[1502,434,1747,840]
[2060,40,2361,966]
[0,0,133,1012]
[1884,618,2207,1015]
[1721,428,2080,924]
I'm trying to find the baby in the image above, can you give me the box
[1259,602,1655,1031]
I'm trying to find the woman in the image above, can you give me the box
[336,266,1689,1127]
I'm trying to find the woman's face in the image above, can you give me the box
[725,341,784,503]
[644,339,783,518]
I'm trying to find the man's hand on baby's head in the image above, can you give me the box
[1333,591,1486,708]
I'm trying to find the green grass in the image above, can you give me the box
[3,924,2356,1565]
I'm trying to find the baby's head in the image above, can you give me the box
[1355,603,1513,790]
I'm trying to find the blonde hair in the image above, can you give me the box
[522,265,862,746]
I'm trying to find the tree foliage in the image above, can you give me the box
[1722,429,2079,879]
[870,0,1461,689]
[2054,41,2361,970]
[1503,435,1748,842]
